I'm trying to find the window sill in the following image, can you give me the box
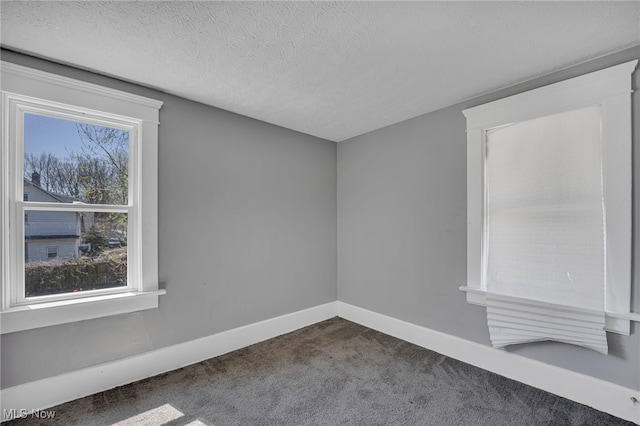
[0,289,166,334]
[459,286,638,336]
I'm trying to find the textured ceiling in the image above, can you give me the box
[1,1,639,142]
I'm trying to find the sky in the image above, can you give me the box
[24,113,88,159]
[23,113,129,161]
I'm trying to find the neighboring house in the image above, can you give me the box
[23,172,92,262]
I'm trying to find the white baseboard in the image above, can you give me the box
[337,301,640,425]
[3,300,638,424]
[0,301,338,422]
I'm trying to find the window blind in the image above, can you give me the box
[484,105,607,354]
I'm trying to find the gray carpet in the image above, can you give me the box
[6,317,634,425]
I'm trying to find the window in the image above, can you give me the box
[461,60,637,337]
[46,247,58,259]
[1,61,164,334]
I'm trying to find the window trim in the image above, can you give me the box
[1,61,164,334]
[460,60,637,335]
[12,99,138,305]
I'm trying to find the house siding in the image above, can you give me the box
[26,239,78,261]
[25,210,79,238]
[24,182,60,203]
[23,181,80,261]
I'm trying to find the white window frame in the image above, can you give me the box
[1,61,165,334]
[12,101,138,305]
[460,60,638,335]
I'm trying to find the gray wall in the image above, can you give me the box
[338,46,640,391]
[3,46,639,393]
[1,50,338,389]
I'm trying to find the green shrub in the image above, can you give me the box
[83,224,106,255]
[25,249,127,297]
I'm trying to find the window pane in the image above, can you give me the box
[24,211,128,298]
[24,113,129,205]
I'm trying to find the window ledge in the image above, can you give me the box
[0,289,166,334]
[459,286,638,335]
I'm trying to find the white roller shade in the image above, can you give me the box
[484,105,607,354]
